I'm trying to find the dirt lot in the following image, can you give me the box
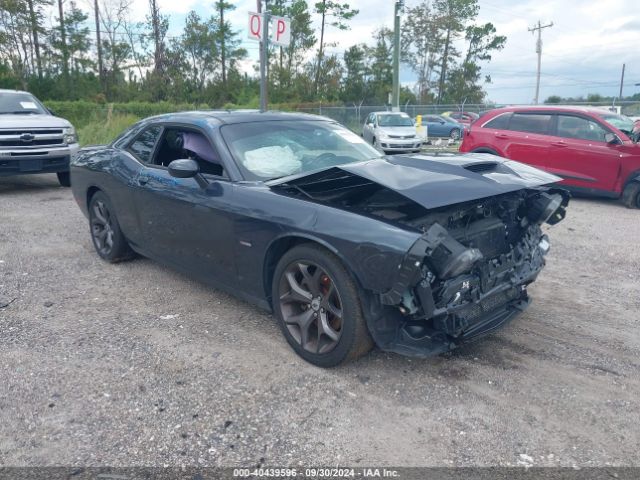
[1,173,639,468]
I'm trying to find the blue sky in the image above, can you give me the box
[124,0,639,104]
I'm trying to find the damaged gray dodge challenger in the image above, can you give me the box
[71,111,569,367]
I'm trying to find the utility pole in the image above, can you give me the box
[391,0,404,112]
[528,20,553,104]
[258,0,269,112]
[94,0,104,93]
[619,63,626,100]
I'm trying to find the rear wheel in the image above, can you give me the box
[622,182,640,209]
[272,244,373,367]
[450,128,461,140]
[57,171,71,187]
[88,191,134,262]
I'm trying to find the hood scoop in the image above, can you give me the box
[463,161,499,173]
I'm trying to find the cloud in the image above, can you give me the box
[119,0,639,103]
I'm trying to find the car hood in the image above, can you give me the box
[376,126,417,137]
[0,114,73,129]
[269,153,562,210]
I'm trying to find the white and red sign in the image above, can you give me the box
[269,15,291,47]
[248,12,264,41]
[247,12,291,47]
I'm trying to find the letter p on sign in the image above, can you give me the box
[270,16,290,47]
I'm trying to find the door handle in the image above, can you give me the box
[551,141,568,148]
[494,133,508,139]
[138,175,150,186]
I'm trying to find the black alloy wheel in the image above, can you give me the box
[272,244,373,367]
[88,191,134,262]
[279,261,344,355]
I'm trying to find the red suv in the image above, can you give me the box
[460,106,640,208]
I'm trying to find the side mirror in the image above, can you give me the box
[604,133,622,145]
[168,159,199,178]
[168,159,209,188]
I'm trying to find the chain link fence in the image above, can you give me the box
[293,101,640,132]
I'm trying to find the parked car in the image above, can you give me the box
[362,111,423,153]
[442,111,479,127]
[0,89,79,186]
[460,106,640,208]
[420,114,465,140]
[71,111,568,367]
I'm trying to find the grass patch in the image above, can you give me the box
[77,113,140,146]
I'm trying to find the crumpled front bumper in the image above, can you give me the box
[364,225,549,358]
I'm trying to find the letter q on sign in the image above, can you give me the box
[248,12,262,41]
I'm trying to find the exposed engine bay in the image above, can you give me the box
[370,188,568,356]
[273,163,569,356]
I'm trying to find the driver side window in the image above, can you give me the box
[151,127,226,178]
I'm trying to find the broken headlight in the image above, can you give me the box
[527,192,563,225]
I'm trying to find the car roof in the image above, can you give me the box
[0,89,31,94]
[142,110,333,126]
[487,105,619,116]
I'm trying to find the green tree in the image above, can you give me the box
[432,0,479,103]
[402,1,442,103]
[366,28,393,104]
[179,11,217,91]
[269,0,315,99]
[313,0,358,95]
[442,22,505,104]
[214,0,246,99]
[341,44,367,102]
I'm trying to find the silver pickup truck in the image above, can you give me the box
[0,89,79,187]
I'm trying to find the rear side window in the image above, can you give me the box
[128,126,162,163]
[509,113,552,135]
[556,115,608,142]
[483,113,511,130]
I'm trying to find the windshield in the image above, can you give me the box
[221,120,382,181]
[599,113,634,134]
[0,92,47,115]
[377,114,414,127]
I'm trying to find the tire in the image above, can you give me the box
[450,128,461,140]
[272,244,374,367]
[57,171,71,187]
[621,182,640,209]
[88,191,134,262]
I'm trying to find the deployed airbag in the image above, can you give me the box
[243,145,301,178]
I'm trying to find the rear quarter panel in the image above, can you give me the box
[71,147,144,244]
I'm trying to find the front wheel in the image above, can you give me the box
[272,244,373,367]
[622,182,640,209]
[450,128,461,141]
[88,191,134,262]
[57,171,71,187]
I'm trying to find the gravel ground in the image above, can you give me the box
[1,173,639,468]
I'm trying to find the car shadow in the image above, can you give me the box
[0,174,65,194]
